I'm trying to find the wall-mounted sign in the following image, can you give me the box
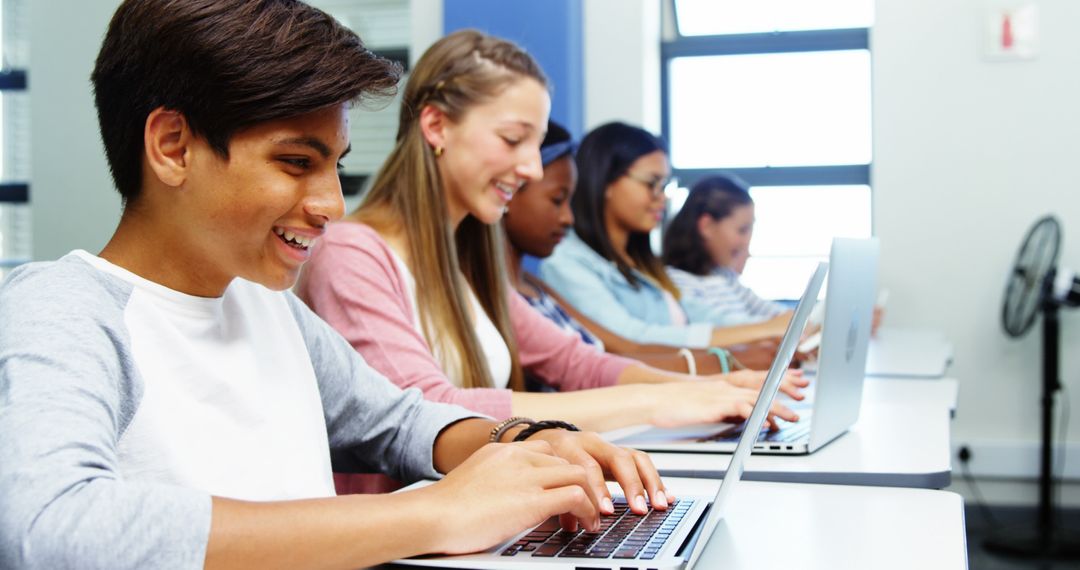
[983,0,1039,61]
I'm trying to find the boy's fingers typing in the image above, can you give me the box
[533,464,601,532]
[598,445,651,515]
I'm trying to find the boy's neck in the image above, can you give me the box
[99,207,231,298]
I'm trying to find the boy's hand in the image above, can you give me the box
[428,430,670,555]
[425,440,601,555]
[523,429,670,520]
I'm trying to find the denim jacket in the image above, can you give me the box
[539,232,714,348]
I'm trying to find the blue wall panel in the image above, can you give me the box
[444,0,584,138]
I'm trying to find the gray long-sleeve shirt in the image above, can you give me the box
[0,252,479,568]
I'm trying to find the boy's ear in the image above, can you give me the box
[144,107,192,188]
[418,104,448,151]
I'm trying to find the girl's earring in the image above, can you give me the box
[434,146,444,157]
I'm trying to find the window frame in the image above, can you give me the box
[660,3,874,299]
[0,69,27,204]
[660,18,872,190]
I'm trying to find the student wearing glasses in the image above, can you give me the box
[540,122,792,349]
[504,121,790,373]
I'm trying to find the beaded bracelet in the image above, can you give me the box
[489,416,535,443]
[512,420,581,442]
[707,347,730,374]
[677,347,697,376]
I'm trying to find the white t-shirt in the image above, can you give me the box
[74,251,336,500]
[388,250,512,388]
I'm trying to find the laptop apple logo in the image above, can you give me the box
[845,314,859,362]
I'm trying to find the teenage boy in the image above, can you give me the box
[0,1,670,568]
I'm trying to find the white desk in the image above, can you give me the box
[865,326,954,378]
[865,376,959,415]
[646,400,953,488]
[385,478,969,569]
[670,478,968,569]
[626,378,957,488]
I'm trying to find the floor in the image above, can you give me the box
[965,505,1080,569]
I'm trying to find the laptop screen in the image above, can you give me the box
[685,261,827,569]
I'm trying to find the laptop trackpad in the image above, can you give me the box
[614,423,738,445]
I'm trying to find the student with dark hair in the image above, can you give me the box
[0,3,676,567]
[541,122,791,349]
[504,122,793,373]
[662,174,792,324]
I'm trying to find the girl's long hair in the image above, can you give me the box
[572,121,679,297]
[663,174,754,276]
[356,29,547,390]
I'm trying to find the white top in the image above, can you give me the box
[660,287,688,326]
[389,249,512,389]
[72,250,335,500]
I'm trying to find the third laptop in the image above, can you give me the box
[612,237,879,455]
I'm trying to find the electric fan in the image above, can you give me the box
[987,214,1080,559]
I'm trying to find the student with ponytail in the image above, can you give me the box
[296,30,802,452]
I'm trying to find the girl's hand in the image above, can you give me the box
[648,381,798,430]
[718,368,808,400]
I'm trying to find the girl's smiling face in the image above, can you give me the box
[430,77,551,227]
[700,203,755,270]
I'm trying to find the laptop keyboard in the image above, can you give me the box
[699,414,813,444]
[763,422,811,443]
[500,497,694,560]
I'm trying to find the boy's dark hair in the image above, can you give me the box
[91,0,401,203]
[571,121,671,292]
[662,174,754,276]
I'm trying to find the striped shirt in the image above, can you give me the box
[520,281,604,352]
[668,266,787,326]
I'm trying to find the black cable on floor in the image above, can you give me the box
[960,447,1000,531]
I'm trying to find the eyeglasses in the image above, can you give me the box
[624,171,674,199]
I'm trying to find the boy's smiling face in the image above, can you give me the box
[174,104,350,295]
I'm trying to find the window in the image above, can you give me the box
[662,0,874,299]
[1,0,30,279]
[307,0,409,209]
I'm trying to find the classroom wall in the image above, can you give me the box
[577,0,1080,504]
[581,0,661,132]
[29,1,120,262]
[873,0,1080,503]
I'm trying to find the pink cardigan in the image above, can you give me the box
[295,221,634,420]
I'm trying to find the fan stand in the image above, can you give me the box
[984,293,1080,560]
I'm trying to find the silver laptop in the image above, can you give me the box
[614,238,878,456]
[392,263,826,570]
